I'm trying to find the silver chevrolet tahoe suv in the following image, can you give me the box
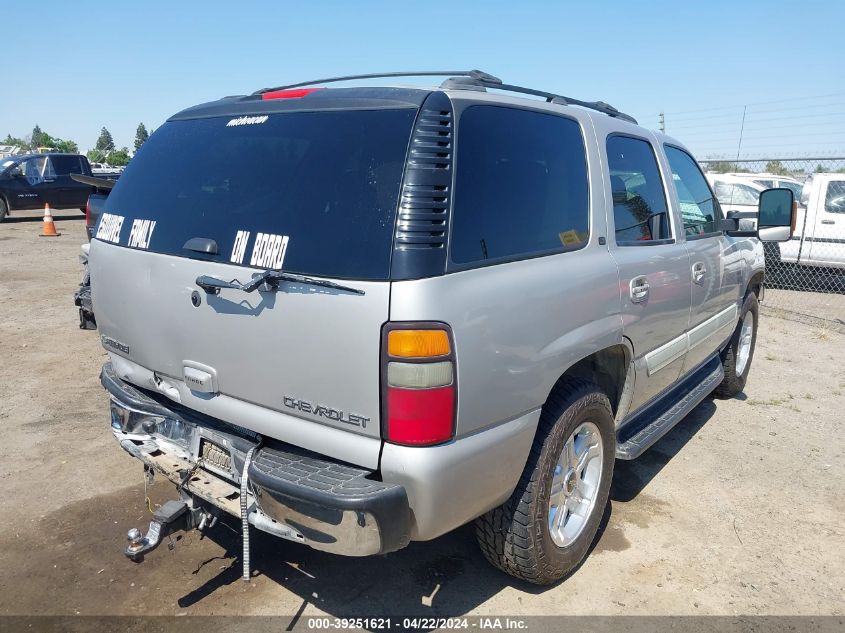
[91,71,796,585]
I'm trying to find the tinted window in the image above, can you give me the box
[664,145,722,236]
[450,106,589,265]
[100,109,416,280]
[50,155,83,175]
[825,180,845,213]
[606,136,670,243]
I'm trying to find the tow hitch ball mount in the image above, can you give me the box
[125,500,187,562]
[125,499,216,563]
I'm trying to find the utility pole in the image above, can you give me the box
[659,112,665,133]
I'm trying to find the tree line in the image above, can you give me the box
[2,123,150,166]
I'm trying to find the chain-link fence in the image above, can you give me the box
[699,157,845,330]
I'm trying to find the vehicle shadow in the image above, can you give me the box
[176,398,718,624]
[3,212,84,223]
[611,397,718,502]
[179,517,521,619]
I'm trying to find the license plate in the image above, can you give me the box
[200,439,232,473]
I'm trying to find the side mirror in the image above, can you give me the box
[8,165,24,178]
[757,188,795,243]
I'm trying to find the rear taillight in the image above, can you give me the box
[382,324,456,446]
[85,198,91,227]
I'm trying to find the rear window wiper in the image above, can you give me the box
[196,269,365,296]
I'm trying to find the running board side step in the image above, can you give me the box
[615,355,724,460]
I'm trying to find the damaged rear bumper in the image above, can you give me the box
[73,284,96,330]
[101,362,411,556]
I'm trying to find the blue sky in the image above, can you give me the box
[3,0,843,158]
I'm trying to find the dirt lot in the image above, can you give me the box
[1,210,843,619]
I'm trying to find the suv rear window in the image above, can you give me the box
[449,106,589,266]
[100,109,417,280]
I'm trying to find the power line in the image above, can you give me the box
[689,141,845,150]
[666,102,845,125]
[672,130,845,141]
[641,90,845,119]
[667,112,845,131]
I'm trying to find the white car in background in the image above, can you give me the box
[720,172,805,199]
[706,173,768,226]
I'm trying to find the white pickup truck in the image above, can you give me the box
[777,173,845,271]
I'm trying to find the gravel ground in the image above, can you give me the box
[0,210,843,620]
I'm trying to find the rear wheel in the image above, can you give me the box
[475,378,615,585]
[0,198,8,222]
[715,292,758,398]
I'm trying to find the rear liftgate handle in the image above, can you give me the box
[630,275,650,303]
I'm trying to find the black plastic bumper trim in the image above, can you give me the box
[249,446,411,554]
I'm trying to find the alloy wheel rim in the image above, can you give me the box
[548,421,603,548]
[735,312,754,376]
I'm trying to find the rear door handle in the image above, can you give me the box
[692,261,707,284]
[629,276,650,303]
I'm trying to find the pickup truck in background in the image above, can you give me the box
[708,172,844,289]
[72,174,116,240]
[71,174,117,329]
[771,173,845,287]
[0,153,118,221]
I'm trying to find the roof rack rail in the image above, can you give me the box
[441,77,637,124]
[252,70,502,95]
[251,70,636,124]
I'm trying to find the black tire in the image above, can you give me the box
[475,378,615,585]
[714,292,759,398]
[0,198,7,222]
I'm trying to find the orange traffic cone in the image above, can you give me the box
[41,203,60,237]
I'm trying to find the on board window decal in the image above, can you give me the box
[229,229,289,270]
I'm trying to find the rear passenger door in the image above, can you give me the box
[49,155,90,209]
[663,145,741,373]
[605,134,692,413]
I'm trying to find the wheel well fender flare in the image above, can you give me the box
[546,341,634,420]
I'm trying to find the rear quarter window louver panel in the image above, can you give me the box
[390,91,454,279]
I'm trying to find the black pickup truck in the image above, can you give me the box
[72,175,115,240]
[0,153,119,221]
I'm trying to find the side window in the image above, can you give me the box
[663,145,722,236]
[606,135,670,244]
[781,181,804,199]
[21,156,49,185]
[49,155,83,176]
[824,181,845,214]
[755,179,774,188]
[712,181,731,204]
[450,106,589,265]
[713,182,759,206]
